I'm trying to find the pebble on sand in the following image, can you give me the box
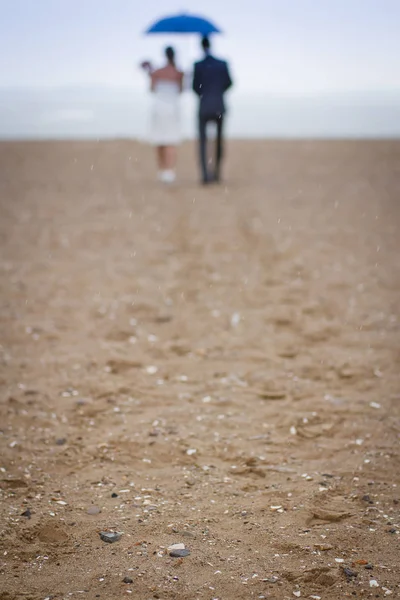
[87,506,101,515]
[343,567,358,579]
[55,438,67,446]
[168,544,190,558]
[230,312,241,327]
[170,548,191,558]
[99,531,121,543]
[314,543,333,551]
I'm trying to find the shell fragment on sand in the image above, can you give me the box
[168,543,185,551]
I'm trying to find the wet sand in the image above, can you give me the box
[0,140,400,599]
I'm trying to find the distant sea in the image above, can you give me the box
[0,86,399,139]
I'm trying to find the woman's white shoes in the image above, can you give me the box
[158,170,176,184]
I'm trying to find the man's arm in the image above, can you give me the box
[192,63,202,96]
[223,62,233,92]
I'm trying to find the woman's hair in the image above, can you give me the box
[165,46,175,66]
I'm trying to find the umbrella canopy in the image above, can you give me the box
[145,12,222,35]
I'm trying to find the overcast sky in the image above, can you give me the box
[1,0,400,95]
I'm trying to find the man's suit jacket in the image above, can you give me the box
[192,55,232,119]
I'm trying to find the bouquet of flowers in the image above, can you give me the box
[140,61,153,74]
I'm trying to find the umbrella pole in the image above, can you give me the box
[183,36,195,141]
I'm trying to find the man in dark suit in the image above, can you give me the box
[192,36,233,184]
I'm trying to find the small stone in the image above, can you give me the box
[172,530,196,539]
[369,579,379,588]
[293,592,301,598]
[362,494,373,504]
[343,567,358,579]
[99,531,121,543]
[87,506,101,515]
[231,312,241,327]
[123,577,133,584]
[314,543,333,551]
[388,528,397,534]
[111,492,118,498]
[55,438,67,446]
[170,548,190,558]
[338,368,355,379]
[258,390,286,400]
[364,564,374,570]
[21,509,32,519]
[335,558,344,563]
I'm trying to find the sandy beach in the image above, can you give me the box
[0,139,399,600]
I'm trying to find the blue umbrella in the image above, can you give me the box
[145,12,222,35]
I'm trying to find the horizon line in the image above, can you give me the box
[1,135,400,143]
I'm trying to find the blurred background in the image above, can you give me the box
[1,0,399,139]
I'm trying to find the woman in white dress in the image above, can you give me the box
[142,47,184,183]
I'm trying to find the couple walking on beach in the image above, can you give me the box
[142,36,233,185]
